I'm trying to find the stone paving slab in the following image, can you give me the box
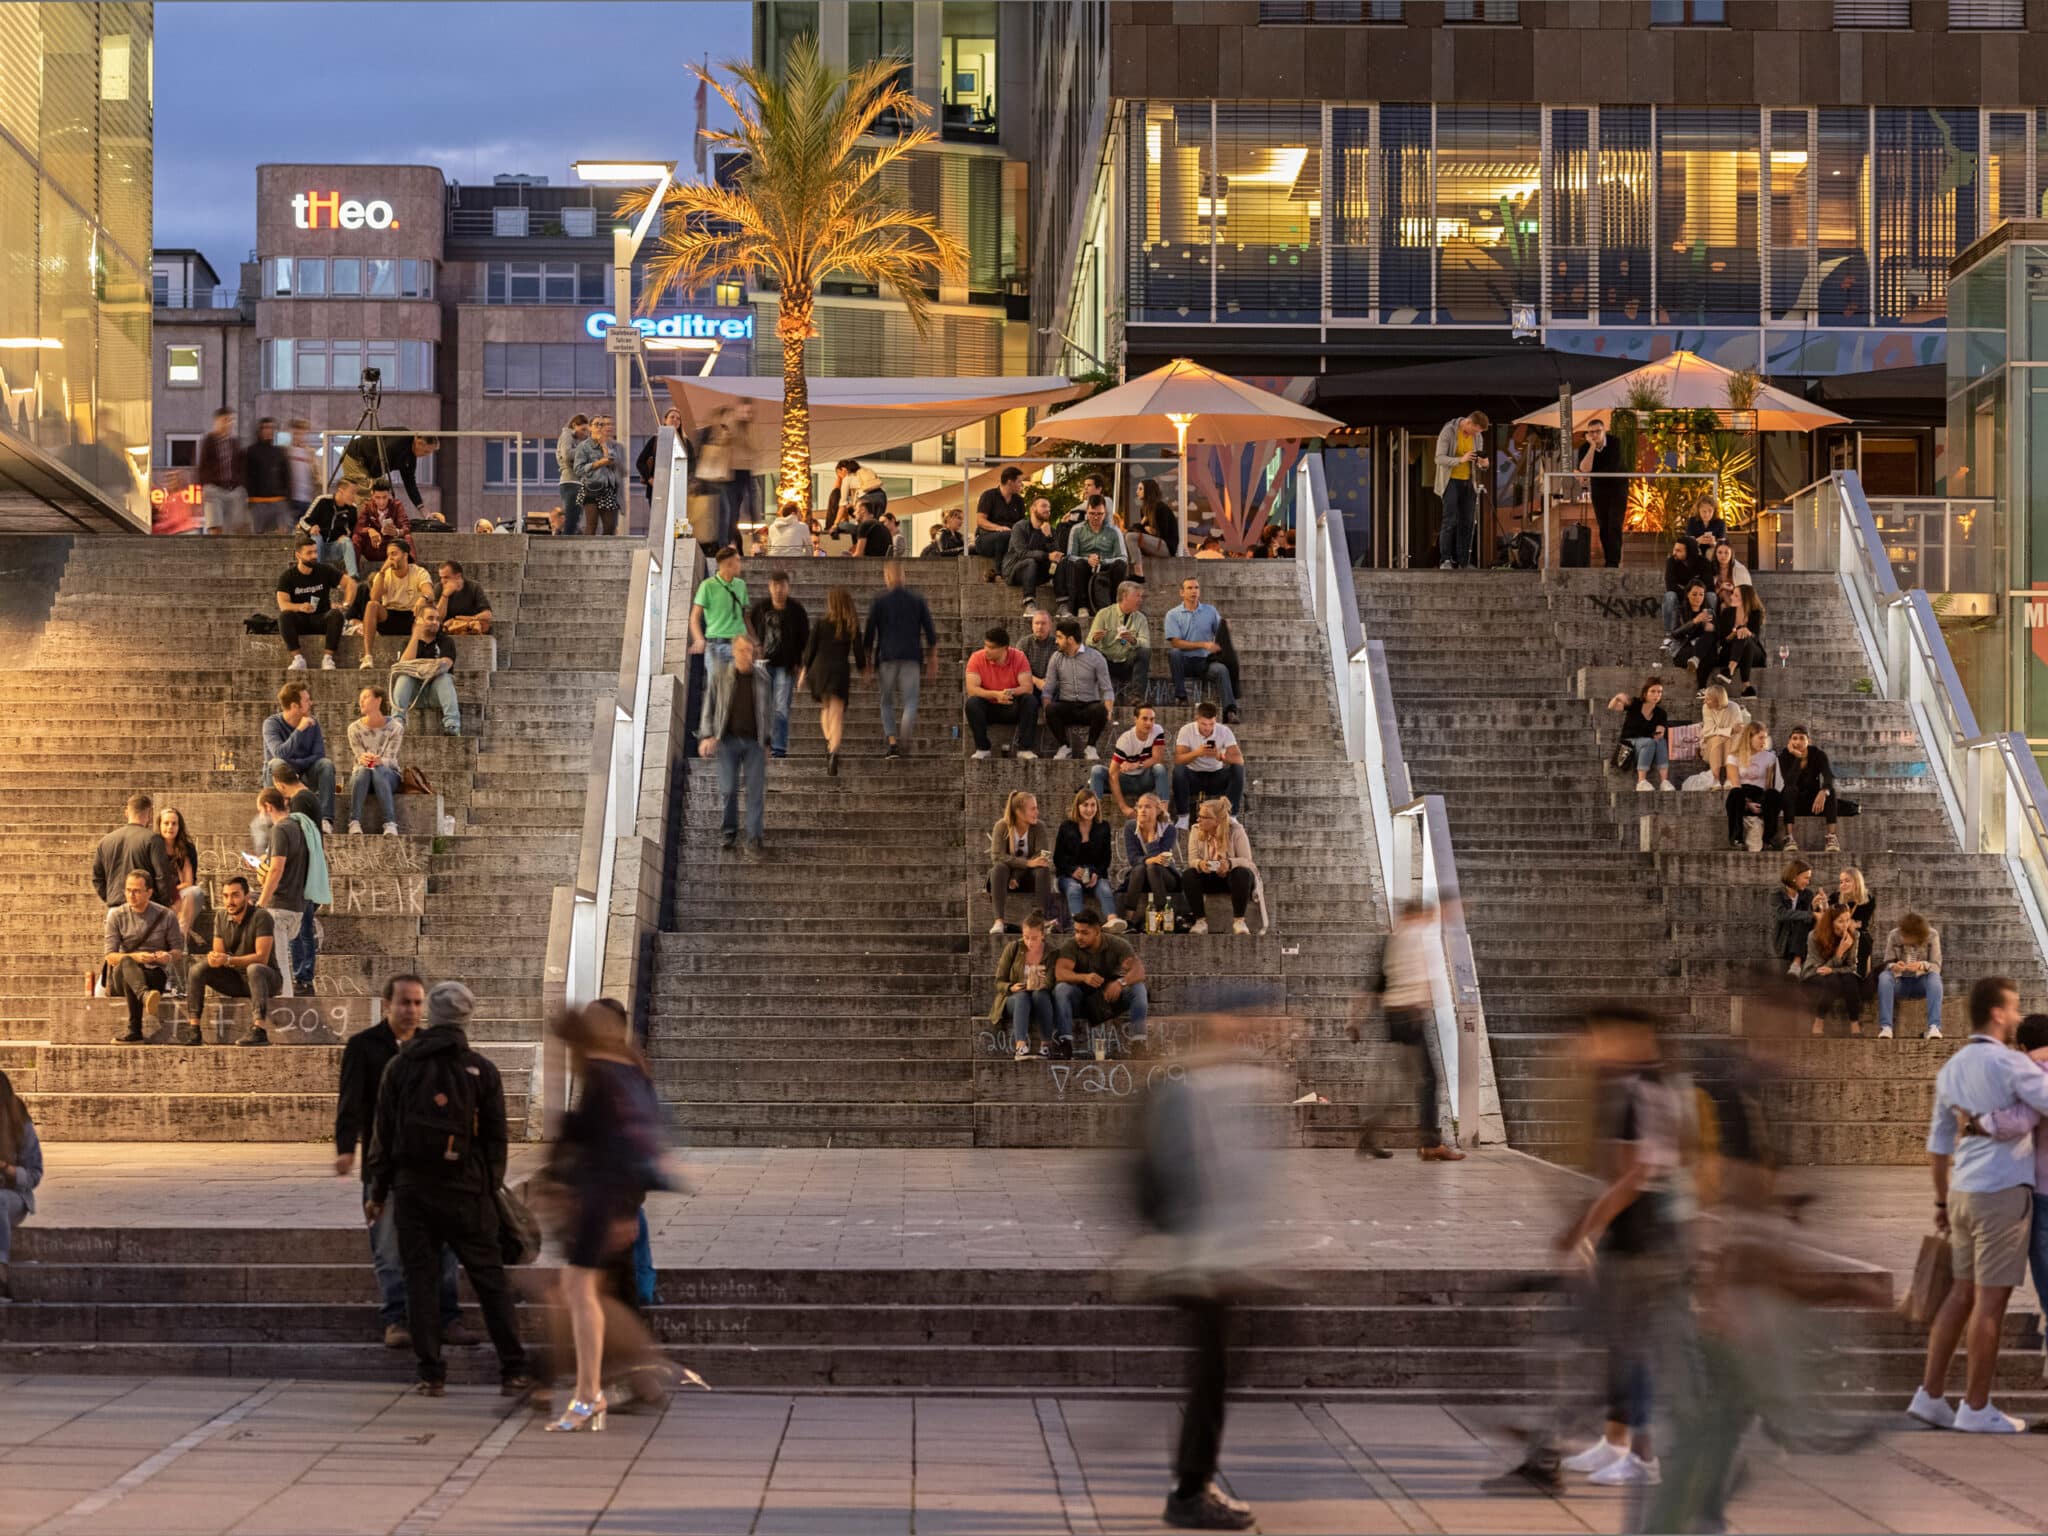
[4,1377,2047,1535]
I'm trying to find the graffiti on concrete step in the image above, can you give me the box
[1046,1060,1188,1099]
[1589,595,1664,621]
[332,875,428,915]
[264,1001,367,1043]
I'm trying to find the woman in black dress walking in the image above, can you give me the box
[798,586,865,777]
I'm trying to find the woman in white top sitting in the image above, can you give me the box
[1724,722,1783,850]
[1698,683,1749,790]
[1182,796,1259,935]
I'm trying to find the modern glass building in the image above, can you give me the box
[1029,1,2048,561]
[0,1,152,531]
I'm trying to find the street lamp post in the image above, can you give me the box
[573,160,676,507]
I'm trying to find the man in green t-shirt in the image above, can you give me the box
[1052,908,1150,1056]
[690,545,750,689]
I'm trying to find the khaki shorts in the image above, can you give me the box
[1950,1185,2032,1287]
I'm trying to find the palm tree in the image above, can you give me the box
[622,35,968,508]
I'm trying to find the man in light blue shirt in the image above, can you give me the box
[1163,577,1237,720]
[1910,975,2048,1435]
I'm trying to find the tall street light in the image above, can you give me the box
[573,160,676,497]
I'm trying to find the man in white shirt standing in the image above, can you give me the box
[1910,975,2048,1434]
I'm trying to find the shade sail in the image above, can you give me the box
[662,375,1084,474]
[1513,350,1850,433]
[1028,358,1341,445]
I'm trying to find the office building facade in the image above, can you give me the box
[1031,1,2048,560]
[1,2,152,531]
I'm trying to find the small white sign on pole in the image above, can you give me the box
[605,326,644,356]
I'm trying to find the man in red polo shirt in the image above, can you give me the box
[963,624,1041,761]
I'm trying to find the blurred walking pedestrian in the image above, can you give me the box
[541,1000,684,1431]
[365,981,533,1398]
[1358,901,1466,1162]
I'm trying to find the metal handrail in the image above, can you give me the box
[1296,452,1499,1147]
[1783,468,2048,970]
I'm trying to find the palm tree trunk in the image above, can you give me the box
[777,291,813,510]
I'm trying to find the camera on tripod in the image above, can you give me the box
[359,367,382,407]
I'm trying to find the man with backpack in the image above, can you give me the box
[365,981,533,1397]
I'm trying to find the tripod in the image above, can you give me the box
[324,377,385,495]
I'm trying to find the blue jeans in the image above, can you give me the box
[632,1208,656,1308]
[1878,969,1943,1034]
[1060,875,1118,924]
[1628,736,1669,772]
[1089,763,1170,808]
[1006,989,1056,1049]
[1053,979,1149,1044]
[319,535,358,578]
[351,763,399,827]
[290,899,319,988]
[716,736,767,843]
[1439,477,1478,567]
[879,659,920,740]
[762,663,796,754]
[367,1182,459,1329]
[392,671,461,735]
[704,637,734,699]
[269,756,336,826]
[1168,651,1237,714]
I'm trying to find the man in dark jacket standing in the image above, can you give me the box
[244,416,295,534]
[340,431,439,520]
[335,973,461,1350]
[92,793,175,909]
[365,981,531,1396]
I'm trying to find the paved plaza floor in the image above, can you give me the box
[6,1376,2048,1536]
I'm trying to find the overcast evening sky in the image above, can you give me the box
[154,1,751,270]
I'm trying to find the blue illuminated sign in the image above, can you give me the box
[583,310,753,342]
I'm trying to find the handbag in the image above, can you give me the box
[399,766,434,796]
[1743,814,1764,853]
[1612,739,1637,773]
[1898,1230,1953,1328]
[495,1183,543,1266]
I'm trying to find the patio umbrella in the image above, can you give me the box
[1027,358,1342,535]
[1513,349,1850,432]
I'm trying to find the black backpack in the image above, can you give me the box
[398,1051,481,1173]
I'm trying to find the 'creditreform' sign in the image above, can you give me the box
[584,310,753,342]
[293,192,400,231]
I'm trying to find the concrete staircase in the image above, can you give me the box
[651,556,1393,1149]
[0,533,634,1139]
[1358,566,2047,1165]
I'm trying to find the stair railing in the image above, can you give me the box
[1776,468,2048,966]
[541,425,696,1133]
[1295,453,1502,1147]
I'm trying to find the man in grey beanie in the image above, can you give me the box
[366,980,533,1396]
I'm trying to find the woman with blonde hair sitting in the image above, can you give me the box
[1182,796,1260,935]
[987,790,1053,935]
[1698,683,1749,790]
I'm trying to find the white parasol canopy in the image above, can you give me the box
[662,375,1085,475]
[1513,350,1849,433]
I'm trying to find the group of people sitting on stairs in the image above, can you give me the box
[1769,858,1946,1040]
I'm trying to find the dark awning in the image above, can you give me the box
[1310,349,1635,428]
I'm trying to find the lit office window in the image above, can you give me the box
[1600,107,1653,324]
[1213,103,1320,323]
[1379,104,1432,323]
[940,1,997,138]
[1548,109,1592,320]
[1435,107,1539,323]
[1327,107,1374,318]
[1816,108,1872,326]
[165,344,201,386]
[1767,110,1815,322]
[1126,101,1215,322]
[1988,112,2030,228]
[1874,107,1978,325]
[1655,107,1759,325]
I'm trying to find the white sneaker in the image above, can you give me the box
[343,619,362,637]
[1175,815,1190,832]
[357,654,373,669]
[989,920,1006,935]
[1561,1438,1629,1475]
[1906,1386,1956,1429]
[1636,781,1654,793]
[1054,746,1073,760]
[1956,1401,2025,1434]
[321,655,337,670]
[1231,919,1250,935]
[1190,919,1209,935]
[1879,1026,1894,1040]
[971,749,992,761]
[1659,781,1675,792]
[1926,1027,1943,1040]
[1439,560,1454,571]
[348,821,364,835]
[1103,916,1128,933]
[287,654,308,671]
[1015,750,1037,761]
[321,820,333,835]
[1083,745,1100,761]
[1588,1453,1660,1487]
[383,824,399,837]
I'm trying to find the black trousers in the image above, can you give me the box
[1388,1006,1442,1149]
[393,1181,528,1385]
[1183,867,1253,923]
[973,528,1011,561]
[280,608,344,654]
[1121,862,1179,922]
[1044,700,1108,750]
[1673,628,1720,677]
[1005,554,1053,596]
[108,958,167,1031]
[1594,497,1625,569]
[1062,558,1127,614]
[1789,789,1842,829]
[964,694,1041,752]
[1725,785,1782,846]
[1174,1298,1231,1498]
